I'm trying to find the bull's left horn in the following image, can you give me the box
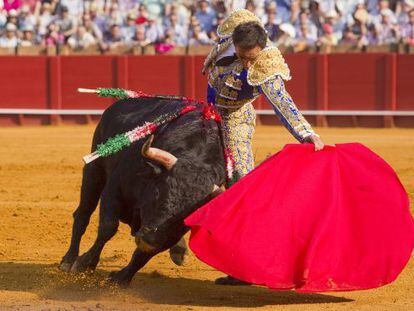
[141,135,177,170]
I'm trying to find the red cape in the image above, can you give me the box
[185,143,414,292]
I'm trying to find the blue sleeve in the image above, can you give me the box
[259,76,318,143]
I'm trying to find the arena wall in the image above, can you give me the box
[0,53,413,127]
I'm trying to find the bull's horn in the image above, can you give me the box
[211,184,225,196]
[141,135,177,170]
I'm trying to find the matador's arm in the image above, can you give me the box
[259,76,318,143]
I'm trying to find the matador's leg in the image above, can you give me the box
[220,104,256,184]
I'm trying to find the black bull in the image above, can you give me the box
[60,97,226,285]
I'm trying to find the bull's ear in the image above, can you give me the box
[146,161,162,175]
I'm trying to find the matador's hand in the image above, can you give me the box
[309,135,325,151]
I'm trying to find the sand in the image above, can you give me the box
[0,125,413,311]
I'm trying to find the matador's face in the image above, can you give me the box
[235,45,263,70]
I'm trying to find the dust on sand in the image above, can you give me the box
[0,126,413,311]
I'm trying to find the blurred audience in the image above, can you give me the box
[0,0,412,53]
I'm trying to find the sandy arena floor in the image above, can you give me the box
[0,125,413,311]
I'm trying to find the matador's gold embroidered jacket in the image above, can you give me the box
[205,9,318,143]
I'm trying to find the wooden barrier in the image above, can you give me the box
[0,53,412,127]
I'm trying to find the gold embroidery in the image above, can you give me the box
[219,86,238,100]
[217,9,263,39]
[224,75,242,90]
[216,96,252,108]
[247,47,291,86]
[218,103,256,178]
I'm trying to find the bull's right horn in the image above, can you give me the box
[141,135,177,170]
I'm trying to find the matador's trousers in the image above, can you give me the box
[218,103,256,181]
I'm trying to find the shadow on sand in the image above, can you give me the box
[0,261,353,308]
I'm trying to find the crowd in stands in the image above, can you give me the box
[0,0,413,53]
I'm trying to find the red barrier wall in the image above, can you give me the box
[0,56,49,109]
[0,54,413,122]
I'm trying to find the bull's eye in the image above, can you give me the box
[136,162,162,178]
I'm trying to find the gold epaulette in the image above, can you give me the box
[217,9,263,39]
[247,47,291,86]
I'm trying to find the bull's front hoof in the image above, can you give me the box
[107,270,132,288]
[59,261,75,272]
[70,254,98,273]
[169,246,188,266]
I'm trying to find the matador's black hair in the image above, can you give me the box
[232,21,267,49]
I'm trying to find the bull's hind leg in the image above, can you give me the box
[70,188,120,273]
[60,163,105,272]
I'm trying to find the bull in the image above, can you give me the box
[60,97,226,285]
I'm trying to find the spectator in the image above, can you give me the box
[188,23,212,45]
[168,2,190,28]
[166,12,187,46]
[3,0,22,13]
[122,12,137,42]
[271,0,293,23]
[290,0,301,24]
[82,13,103,41]
[102,24,124,51]
[36,2,55,37]
[140,0,166,22]
[296,23,317,46]
[341,26,360,45]
[60,0,83,18]
[195,0,216,33]
[213,0,227,15]
[398,0,414,24]
[106,3,123,27]
[366,23,380,45]
[0,0,411,52]
[54,6,76,41]
[347,5,369,41]
[0,22,18,47]
[135,3,149,25]
[118,0,140,13]
[18,5,36,30]
[276,22,296,46]
[67,25,96,49]
[317,23,338,47]
[145,14,164,43]
[401,8,414,45]
[0,6,7,29]
[132,24,151,47]
[7,9,19,27]
[229,0,248,11]
[88,4,108,34]
[296,9,318,42]
[245,0,256,13]
[155,28,176,53]
[263,1,282,25]
[209,12,225,41]
[19,24,36,46]
[324,9,343,41]
[371,0,397,24]
[376,9,400,44]
[265,10,281,41]
[309,0,323,36]
[43,22,64,46]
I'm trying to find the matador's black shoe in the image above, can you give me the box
[214,275,251,286]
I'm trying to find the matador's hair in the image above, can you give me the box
[232,21,267,49]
